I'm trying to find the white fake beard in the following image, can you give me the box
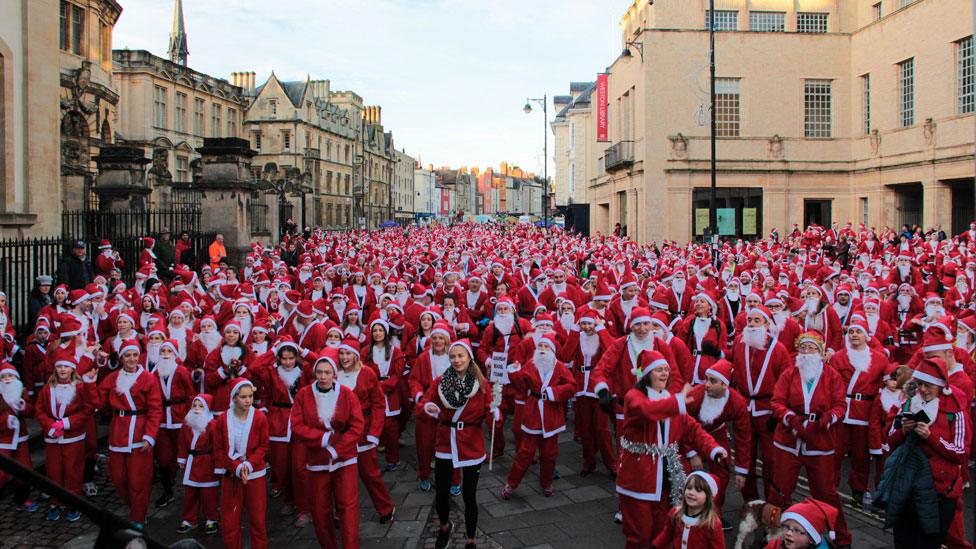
[146,342,161,365]
[560,313,575,332]
[742,326,767,349]
[333,303,346,318]
[551,282,567,294]
[957,333,971,349]
[699,391,729,425]
[344,325,361,338]
[897,265,910,278]
[53,382,77,408]
[395,292,409,306]
[115,368,140,394]
[672,280,686,294]
[495,313,514,334]
[726,290,739,301]
[184,409,211,434]
[534,348,556,374]
[1,379,24,410]
[298,272,311,284]
[772,312,788,333]
[925,305,944,317]
[796,354,823,385]
[896,295,912,308]
[847,346,871,373]
[277,365,302,389]
[220,345,243,366]
[443,307,456,322]
[236,316,252,338]
[156,356,178,379]
[804,298,820,315]
[251,340,269,354]
[199,330,222,352]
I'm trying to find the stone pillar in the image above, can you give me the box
[92,145,152,214]
[922,180,949,229]
[147,147,174,209]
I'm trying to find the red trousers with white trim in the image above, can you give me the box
[269,439,309,512]
[181,485,218,524]
[834,422,871,492]
[507,433,559,489]
[310,465,359,549]
[770,449,852,546]
[358,448,394,516]
[575,397,616,472]
[742,415,777,501]
[44,441,83,506]
[220,475,267,549]
[415,415,436,479]
[109,448,154,522]
[619,495,670,549]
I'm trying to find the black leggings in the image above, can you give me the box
[434,458,480,539]
[893,495,956,549]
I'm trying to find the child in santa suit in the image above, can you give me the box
[35,349,92,521]
[151,338,195,509]
[291,352,365,549]
[615,350,727,549]
[868,363,908,480]
[408,321,454,491]
[764,498,840,549]
[212,378,270,549]
[176,394,219,535]
[85,339,162,527]
[501,333,576,498]
[360,318,406,471]
[650,472,726,549]
[0,363,38,513]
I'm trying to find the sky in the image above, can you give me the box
[113,0,635,177]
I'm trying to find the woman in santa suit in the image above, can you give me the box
[85,339,162,528]
[203,321,257,415]
[418,339,497,549]
[361,318,406,471]
[291,351,365,549]
[212,378,270,549]
[151,338,195,509]
[35,349,92,521]
[403,308,439,368]
[0,363,38,513]
[335,335,397,524]
[408,320,454,491]
[770,331,852,549]
[614,350,726,549]
[673,293,727,385]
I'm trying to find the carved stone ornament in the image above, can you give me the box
[767,134,784,159]
[669,133,688,159]
[149,148,172,179]
[923,118,936,147]
[869,130,881,156]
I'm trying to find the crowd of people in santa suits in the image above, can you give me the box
[0,219,974,549]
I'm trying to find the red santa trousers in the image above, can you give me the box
[619,495,670,549]
[415,414,437,479]
[742,415,777,501]
[358,448,394,516]
[153,428,179,480]
[109,449,154,522]
[771,449,852,546]
[220,475,268,549]
[834,423,871,492]
[381,416,400,465]
[181,485,218,524]
[574,397,617,472]
[310,465,359,549]
[268,440,309,513]
[44,441,84,506]
[507,433,559,489]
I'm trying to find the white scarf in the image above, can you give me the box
[115,367,142,395]
[220,345,243,366]
[699,391,729,425]
[880,387,904,413]
[277,365,302,389]
[430,352,451,378]
[337,367,361,389]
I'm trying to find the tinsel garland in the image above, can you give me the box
[619,439,688,507]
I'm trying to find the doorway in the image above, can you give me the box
[803,199,832,228]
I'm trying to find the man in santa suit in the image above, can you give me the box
[885,254,925,295]
[831,285,858,328]
[558,310,617,476]
[797,285,843,354]
[827,321,887,508]
[461,275,489,329]
[606,271,647,338]
[685,359,751,510]
[766,294,802,354]
[185,316,220,392]
[176,394,220,535]
[515,269,546,320]
[94,240,124,278]
[717,279,743,345]
[538,267,582,311]
[291,353,364,549]
[485,259,517,297]
[862,297,897,356]
[287,300,329,353]
[666,270,693,322]
[0,364,35,511]
[728,305,792,501]
[885,283,924,362]
[151,339,195,509]
[325,291,348,326]
[673,293,727,385]
[85,339,162,527]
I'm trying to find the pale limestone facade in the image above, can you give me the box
[393,147,415,223]
[585,0,975,243]
[551,83,597,208]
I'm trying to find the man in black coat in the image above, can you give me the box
[56,241,94,290]
[154,228,176,284]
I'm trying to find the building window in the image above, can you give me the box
[327,171,333,193]
[898,58,914,127]
[345,174,350,194]
[227,108,237,136]
[797,12,828,33]
[175,92,187,133]
[872,3,882,20]
[254,132,262,151]
[860,197,869,225]
[861,74,871,134]
[283,131,291,151]
[176,156,189,182]
[749,11,785,32]
[269,99,277,117]
[958,36,974,114]
[71,5,84,55]
[705,10,738,31]
[211,104,222,137]
[804,79,832,138]
[100,21,111,62]
[60,2,70,50]
[344,144,350,163]
[899,0,914,7]
[715,78,740,137]
[194,98,205,134]
[153,85,167,129]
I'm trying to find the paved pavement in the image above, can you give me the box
[1,413,973,548]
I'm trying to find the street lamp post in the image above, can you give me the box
[523,95,548,228]
[708,0,718,250]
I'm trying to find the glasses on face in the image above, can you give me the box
[782,524,810,538]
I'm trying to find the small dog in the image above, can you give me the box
[734,499,783,549]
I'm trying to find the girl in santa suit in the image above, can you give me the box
[335,335,397,524]
[650,472,726,549]
[764,498,840,549]
[165,308,193,361]
[341,305,367,344]
[868,363,908,484]
[151,338,195,509]
[418,339,497,549]
[35,350,92,521]
[361,318,406,471]
[502,333,577,498]
[247,318,276,372]
[265,337,312,527]
[203,321,257,415]
[404,308,439,368]
[212,378,269,549]
[85,339,163,527]
[97,309,142,372]
[614,350,726,549]
[0,364,38,513]
[409,321,454,491]
[176,394,219,535]
[291,352,365,549]
[23,320,52,398]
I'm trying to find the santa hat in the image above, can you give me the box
[222,320,243,334]
[228,377,254,401]
[273,335,299,355]
[593,276,613,301]
[921,324,954,353]
[411,284,429,299]
[780,499,839,545]
[58,316,83,338]
[647,286,671,310]
[751,305,773,325]
[533,313,554,328]
[147,324,168,340]
[535,333,558,351]
[648,311,671,332]
[199,316,218,330]
[98,239,112,250]
[912,357,953,394]
[705,359,733,386]
[143,237,155,249]
[577,309,600,325]
[52,346,78,370]
[430,320,453,340]
[338,336,361,357]
[618,269,638,292]
[847,320,869,337]
[251,317,270,334]
[628,307,653,329]
[283,290,303,306]
[119,339,141,356]
[296,300,316,319]
[449,338,474,359]
[494,296,516,312]
[0,362,20,378]
[633,349,669,380]
[369,317,389,333]
[687,471,720,497]
[160,338,179,354]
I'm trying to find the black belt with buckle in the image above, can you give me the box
[115,409,147,417]
[579,365,593,372]
[162,399,186,407]
[439,420,466,430]
[847,393,875,401]
[189,449,210,456]
[806,412,820,422]
[272,402,293,409]
[748,394,772,401]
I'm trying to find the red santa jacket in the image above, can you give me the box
[508,360,577,438]
[203,345,259,414]
[408,349,452,403]
[558,326,615,397]
[360,343,405,416]
[771,364,846,456]
[0,387,31,451]
[606,296,649,338]
[212,407,269,479]
[91,367,163,452]
[729,337,792,417]
[868,387,904,455]
[177,422,220,487]
[418,375,491,468]
[335,365,385,451]
[515,285,543,319]
[686,384,752,476]
[290,383,364,472]
[673,315,728,385]
[798,305,843,352]
[34,381,93,444]
[827,347,887,426]
[265,364,306,443]
[651,507,726,549]
[23,338,50,395]
[592,334,680,418]
[153,364,195,429]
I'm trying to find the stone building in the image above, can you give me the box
[551,82,596,208]
[584,0,974,243]
[393,147,415,224]
[358,105,395,229]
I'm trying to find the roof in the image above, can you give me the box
[571,83,596,107]
[280,81,308,107]
[569,81,592,92]
[553,95,573,105]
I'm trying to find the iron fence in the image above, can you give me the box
[249,203,270,236]
[62,208,203,242]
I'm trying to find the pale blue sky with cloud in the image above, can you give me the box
[113,0,634,176]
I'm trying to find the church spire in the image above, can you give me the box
[168,0,188,65]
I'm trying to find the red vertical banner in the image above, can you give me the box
[596,73,609,142]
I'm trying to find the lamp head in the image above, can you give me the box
[622,47,632,57]
[523,103,532,114]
